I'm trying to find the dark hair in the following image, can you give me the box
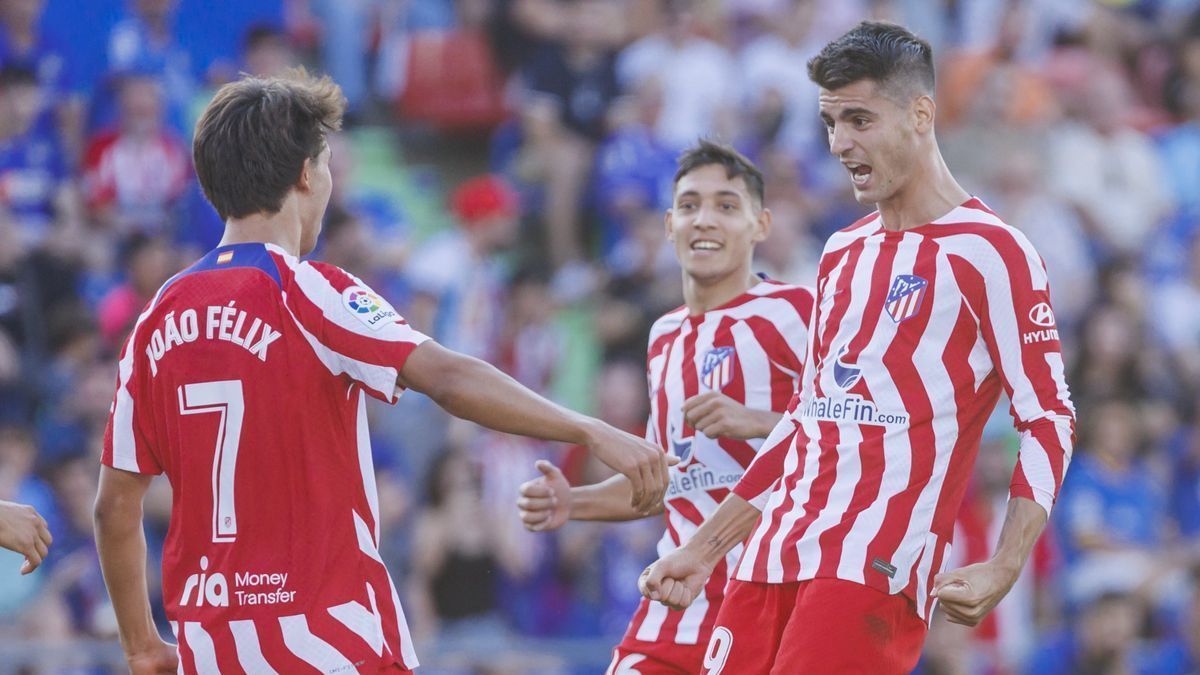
[0,65,37,90]
[807,21,935,101]
[243,23,287,54]
[673,140,765,208]
[193,68,345,221]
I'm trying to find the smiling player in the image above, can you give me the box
[639,23,1076,674]
[517,141,814,674]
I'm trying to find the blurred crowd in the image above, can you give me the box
[0,0,1199,673]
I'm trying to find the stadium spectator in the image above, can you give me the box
[0,0,83,158]
[517,0,623,267]
[240,23,298,79]
[105,0,194,133]
[82,71,190,237]
[1022,591,1153,675]
[95,234,178,351]
[0,65,76,247]
[407,174,519,362]
[617,0,738,151]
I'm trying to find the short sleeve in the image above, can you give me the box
[282,260,430,403]
[102,316,163,475]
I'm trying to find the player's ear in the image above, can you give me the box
[753,207,771,244]
[665,208,676,241]
[297,157,313,192]
[913,94,935,134]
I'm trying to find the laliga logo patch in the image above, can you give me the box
[342,285,398,331]
[1028,302,1056,328]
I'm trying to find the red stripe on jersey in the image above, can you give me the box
[928,305,999,539]
[679,320,701,439]
[779,421,842,576]
[812,239,871,398]
[253,617,319,673]
[712,315,757,466]
[747,428,803,580]
[207,624,244,673]
[862,238,941,587]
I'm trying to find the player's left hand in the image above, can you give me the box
[682,391,777,440]
[933,560,1020,627]
[126,638,179,674]
[517,460,571,532]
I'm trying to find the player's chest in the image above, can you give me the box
[647,319,778,399]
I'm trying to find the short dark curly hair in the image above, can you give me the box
[673,140,765,209]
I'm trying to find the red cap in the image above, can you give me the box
[450,175,519,227]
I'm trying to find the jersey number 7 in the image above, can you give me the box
[177,380,245,543]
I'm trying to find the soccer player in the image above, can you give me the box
[0,499,51,573]
[92,70,670,675]
[517,141,814,674]
[639,22,1076,674]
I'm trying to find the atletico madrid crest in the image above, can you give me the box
[701,346,736,390]
[885,274,928,323]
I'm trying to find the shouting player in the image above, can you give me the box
[639,22,1076,674]
[517,141,814,674]
[92,70,671,674]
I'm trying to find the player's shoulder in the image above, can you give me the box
[648,304,689,340]
[822,211,883,255]
[746,279,817,316]
[928,198,1041,262]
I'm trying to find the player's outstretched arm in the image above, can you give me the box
[0,499,52,574]
[94,467,179,674]
[682,391,782,441]
[398,341,670,513]
[639,494,761,610]
[933,497,1047,626]
[518,461,663,532]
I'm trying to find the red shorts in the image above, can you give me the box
[606,637,707,674]
[703,578,927,674]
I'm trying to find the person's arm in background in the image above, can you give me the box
[405,511,446,645]
[934,229,1076,626]
[0,500,52,574]
[94,467,178,674]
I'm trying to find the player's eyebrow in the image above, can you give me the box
[837,107,876,120]
[675,189,744,202]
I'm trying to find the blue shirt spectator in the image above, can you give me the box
[0,65,69,244]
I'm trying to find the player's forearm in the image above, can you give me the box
[746,410,784,439]
[680,494,761,569]
[94,498,159,655]
[989,497,1048,577]
[571,475,660,521]
[405,346,597,447]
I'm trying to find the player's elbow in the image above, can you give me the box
[93,486,141,537]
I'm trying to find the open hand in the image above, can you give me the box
[517,460,571,532]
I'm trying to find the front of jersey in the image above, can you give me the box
[102,243,428,673]
[624,280,813,649]
[732,199,1076,621]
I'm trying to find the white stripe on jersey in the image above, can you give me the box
[354,509,420,666]
[355,392,381,546]
[183,622,220,673]
[328,596,385,657]
[229,620,279,674]
[278,290,401,399]
[278,614,356,671]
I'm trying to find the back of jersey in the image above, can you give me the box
[102,242,428,672]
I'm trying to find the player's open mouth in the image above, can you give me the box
[845,162,872,187]
[691,240,723,252]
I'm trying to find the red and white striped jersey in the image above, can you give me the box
[630,279,813,646]
[102,242,428,673]
[731,199,1076,621]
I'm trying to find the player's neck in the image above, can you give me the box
[220,206,305,257]
[683,268,757,316]
[877,150,969,231]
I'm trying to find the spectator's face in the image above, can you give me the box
[118,78,164,137]
[130,239,176,298]
[299,145,333,256]
[246,38,296,78]
[135,0,176,23]
[820,79,925,206]
[597,361,647,430]
[0,0,44,27]
[0,82,41,136]
[1090,401,1140,463]
[1079,595,1140,659]
[667,164,768,285]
